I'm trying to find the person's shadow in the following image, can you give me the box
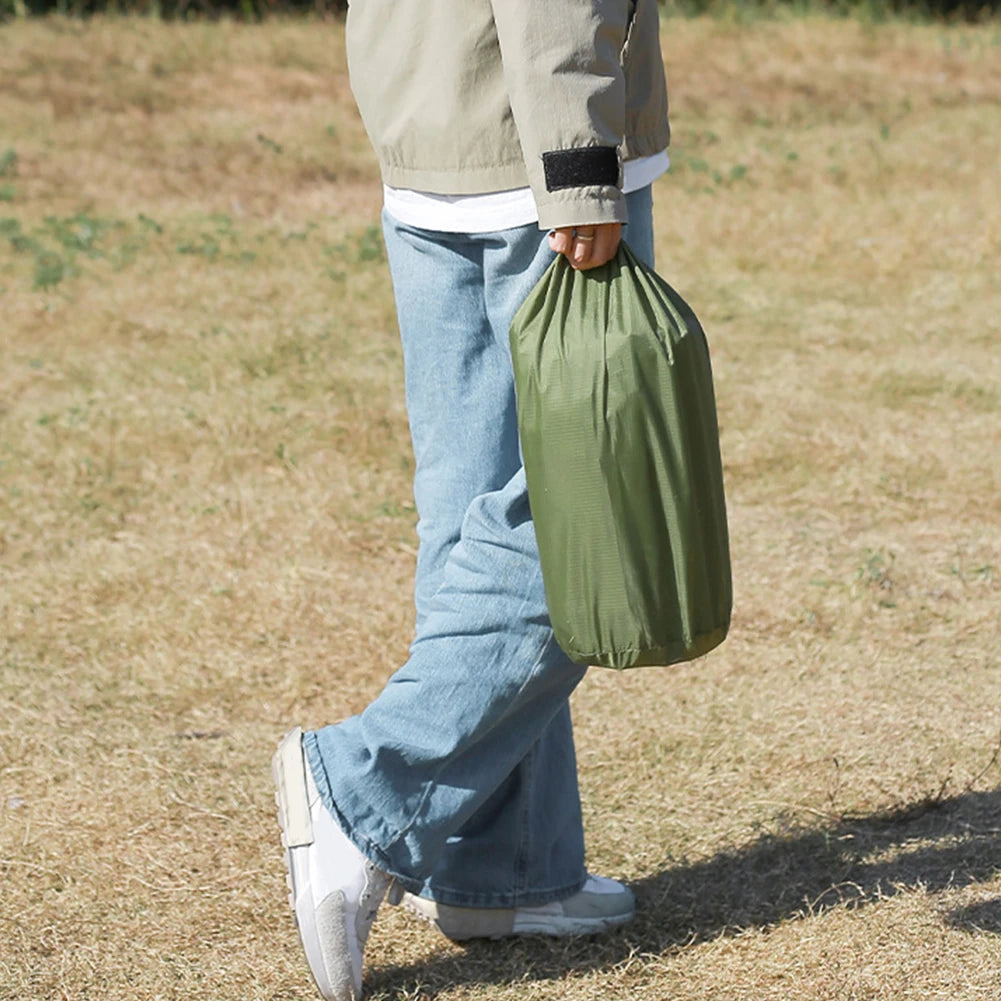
[368,785,1001,997]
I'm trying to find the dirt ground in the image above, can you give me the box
[2,14,1000,1001]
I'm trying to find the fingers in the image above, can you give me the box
[586,223,621,269]
[548,223,622,270]
[548,227,570,258]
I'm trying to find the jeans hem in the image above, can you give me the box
[303,732,429,896]
[415,874,587,909]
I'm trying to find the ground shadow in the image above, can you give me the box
[946,896,1001,934]
[367,785,1001,997]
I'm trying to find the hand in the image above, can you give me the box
[549,223,622,270]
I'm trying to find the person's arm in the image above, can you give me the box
[488,0,635,233]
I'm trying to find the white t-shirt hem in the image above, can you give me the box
[383,151,669,234]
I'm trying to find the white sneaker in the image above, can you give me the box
[272,727,394,1001]
[403,873,635,941]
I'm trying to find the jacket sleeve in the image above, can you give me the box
[488,0,634,230]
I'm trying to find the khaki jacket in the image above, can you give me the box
[344,0,671,228]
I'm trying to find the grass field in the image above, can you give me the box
[2,13,1001,1001]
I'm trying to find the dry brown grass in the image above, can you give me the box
[2,13,1001,1001]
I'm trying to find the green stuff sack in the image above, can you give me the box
[510,241,731,669]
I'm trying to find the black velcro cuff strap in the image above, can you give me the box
[542,146,620,192]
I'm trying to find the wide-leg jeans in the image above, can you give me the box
[304,186,655,907]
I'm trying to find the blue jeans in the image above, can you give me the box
[305,187,655,907]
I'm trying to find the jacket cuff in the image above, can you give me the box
[535,186,628,231]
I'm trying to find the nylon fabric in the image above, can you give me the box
[509,242,731,669]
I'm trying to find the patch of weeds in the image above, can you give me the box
[4,227,58,290]
[1,217,37,254]
[324,225,385,272]
[356,225,384,262]
[855,547,897,607]
[373,499,416,519]
[950,379,999,414]
[78,486,102,514]
[0,148,16,178]
[683,153,712,175]
[826,164,848,185]
[1,212,140,290]
[257,133,283,154]
[138,213,164,234]
[2,210,257,288]
[858,547,894,584]
[43,213,121,258]
[873,371,944,409]
[0,185,15,203]
[35,403,93,429]
[238,335,312,381]
[176,235,221,260]
[34,252,67,291]
[284,222,318,243]
[108,235,150,273]
[951,559,996,586]
[175,213,247,264]
[669,150,752,190]
[65,404,91,427]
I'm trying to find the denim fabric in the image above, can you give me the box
[305,187,655,907]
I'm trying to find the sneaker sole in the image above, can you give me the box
[403,894,516,940]
[402,892,634,941]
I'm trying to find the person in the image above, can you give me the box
[271,3,671,998]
